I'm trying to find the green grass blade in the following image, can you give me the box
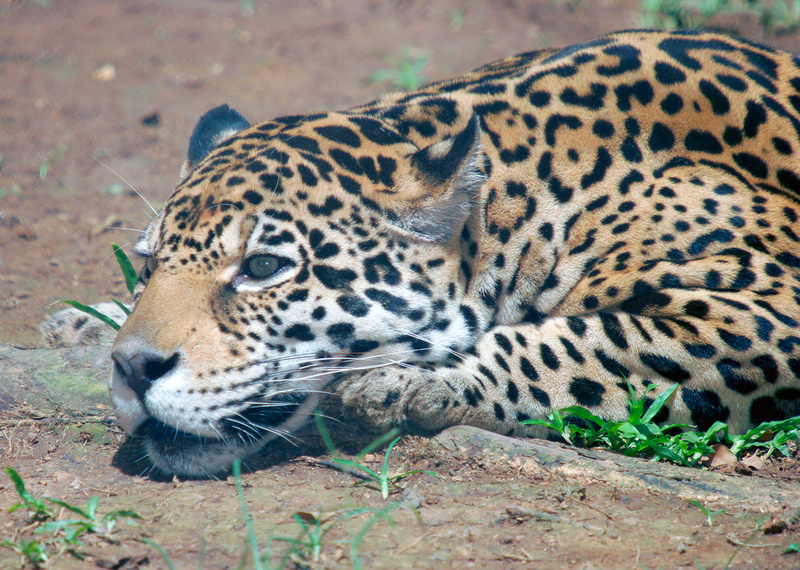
[333,457,380,481]
[355,428,400,461]
[350,513,383,570]
[381,437,401,499]
[197,535,206,570]
[111,297,131,316]
[35,519,84,533]
[232,460,263,570]
[699,421,728,444]
[559,406,606,428]
[85,496,100,519]
[112,243,137,295]
[59,299,122,331]
[314,412,339,458]
[139,537,176,570]
[651,444,692,466]
[520,416,559,430]
[641,384,678,424]
[105,509,142,521]
[6,467,32,505]
[46,497,90,519]
[315,411,401,488]
[522,409,570,441]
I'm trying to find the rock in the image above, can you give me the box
[432,426,800,511]
[0,343,112,414]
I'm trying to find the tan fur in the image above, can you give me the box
[78,31,800,475]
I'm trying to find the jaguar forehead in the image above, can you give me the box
[160,202,257,262]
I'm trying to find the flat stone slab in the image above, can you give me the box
[0,343,112,414]
[434,426,800,511]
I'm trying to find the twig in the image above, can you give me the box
[0,416,116,428]
[726,534,780,548]
[564,495,613,519]
[396,532,429,553]
[489,550,537,562]
[300,457,375,482]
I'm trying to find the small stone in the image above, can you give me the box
[16,226,37,240]
[105,183,126,196]
[54,471,71,483]
[140,112,161,127]
[763,517,788,535]
[92,63,116,82]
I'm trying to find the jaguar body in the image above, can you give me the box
[103,30,800,476]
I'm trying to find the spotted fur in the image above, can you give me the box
[106,30,800,476]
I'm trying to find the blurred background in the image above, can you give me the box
[3,0,800,346]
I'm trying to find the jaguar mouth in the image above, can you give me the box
[135,418,250,478]
[133,391,317,477]
[140,418,232,453]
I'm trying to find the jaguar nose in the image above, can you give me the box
[111,351,179,402]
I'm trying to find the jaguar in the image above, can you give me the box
[57,30,800,476]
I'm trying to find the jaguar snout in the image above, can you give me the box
[111,350,179,402]
[109,341,182,435]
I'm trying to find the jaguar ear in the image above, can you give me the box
[180,105,250,179]
[389,115,485,242]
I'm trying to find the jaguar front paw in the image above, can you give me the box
[331,366,459,435]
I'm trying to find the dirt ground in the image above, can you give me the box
[1,0,800,568]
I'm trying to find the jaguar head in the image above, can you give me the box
[110,105,485,476]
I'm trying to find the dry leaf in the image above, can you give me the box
[709,444,737,469]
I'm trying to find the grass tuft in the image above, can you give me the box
[639,0,800,33]
[315,414,438,499]
[1,467,148,567]
[59,243,137,330]
[227,426,418,568]
[367,49,428,91]
[523,383,800,467]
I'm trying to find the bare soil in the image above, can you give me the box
[1,1,799,568]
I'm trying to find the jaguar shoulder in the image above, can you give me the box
[50,30,800,476]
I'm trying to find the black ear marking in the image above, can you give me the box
[389,115,485,243]
[182,104,250,177]
[411,115,481,186]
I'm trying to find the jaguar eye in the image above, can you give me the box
[146,257,158,274]
[243,254,290,279]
